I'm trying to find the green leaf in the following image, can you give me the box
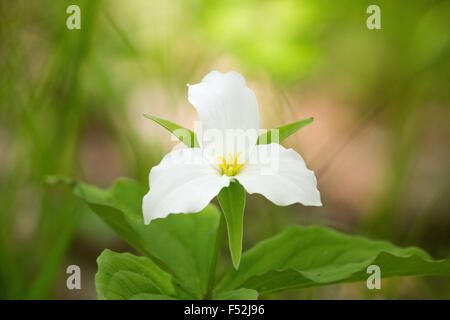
[213,288,258,300]
[217,225,450,294]
[256,117,313,144]
[105,271,162,300]
[144,114,199,148]
[139,206,222,299]
[73,178,222,299]
[96,249,176,300]
[74,179,148,255]
[130,293,177,300]
[218,181,246,269]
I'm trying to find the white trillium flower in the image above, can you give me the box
[143,71,322,224]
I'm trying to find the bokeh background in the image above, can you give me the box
[0,0,449,299]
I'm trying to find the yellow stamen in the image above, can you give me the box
[234,152,241,167]
[218,156,227,166]
[217,153,245,176]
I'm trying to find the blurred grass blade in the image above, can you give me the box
[257,117,313,145]
[218,181,246,269]
[144,114,199,148]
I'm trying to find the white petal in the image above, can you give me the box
[188,71,260,159]
[142,148,230,224]
[235,143,322,207]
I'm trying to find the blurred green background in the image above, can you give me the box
[0,0,449,299]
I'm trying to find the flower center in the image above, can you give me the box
[218,152,245,176]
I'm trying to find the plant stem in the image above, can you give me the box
[205,212,225,300]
